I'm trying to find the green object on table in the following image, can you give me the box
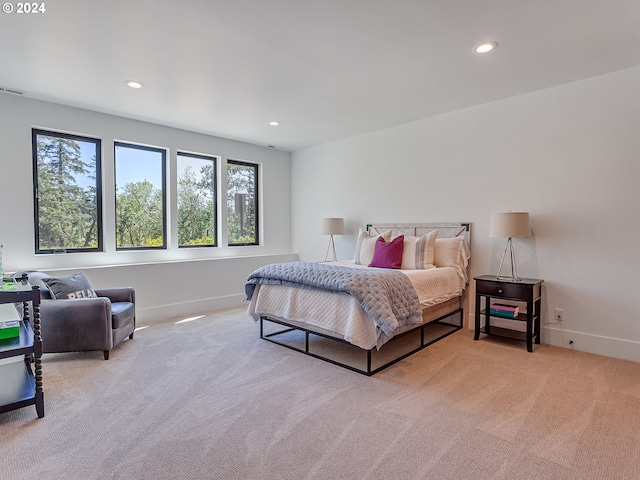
[1,278,16,290]
[0,320,20,339]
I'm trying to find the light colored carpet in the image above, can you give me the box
[1,307,640,480]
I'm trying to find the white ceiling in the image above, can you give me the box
[1,0,639,151]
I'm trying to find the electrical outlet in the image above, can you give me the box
[555,308,564,322]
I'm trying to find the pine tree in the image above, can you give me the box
[36,136,96,250]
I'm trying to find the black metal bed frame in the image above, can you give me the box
[260,308,463,376]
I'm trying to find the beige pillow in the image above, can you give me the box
[396,229,438,269]
[434,236,470,283]
[354,228,391,265]
[434,236,469,268]
[434,237,464,267]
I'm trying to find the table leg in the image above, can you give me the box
[474,293,481,340]
[526,300,533,352]
[534,298,541,345]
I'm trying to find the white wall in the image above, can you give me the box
[0,94,297,322]
[291,66,640,362]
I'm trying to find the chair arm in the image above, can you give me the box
[38,298,113,352]
[39,297,112,327]
[94,287,135,304]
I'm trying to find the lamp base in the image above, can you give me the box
[495,238,522,281]
[324,235,337,262]
[495,275,523,282]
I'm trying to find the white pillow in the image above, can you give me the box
[434,236,465,267]
[434,236,471,281]
[396,229,438,269]
[354,228,391,265]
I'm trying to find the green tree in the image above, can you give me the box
[227,163,256,244]
[36,135,98,250]
[81,154,99,247]
[178,165,215,245]
[116,180,164,247]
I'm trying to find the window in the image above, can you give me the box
[32,129,103,253]
[114,142,166,249]
[177,152,217,247]
[227,160,259,245]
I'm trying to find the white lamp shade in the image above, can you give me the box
[489,212,530,238]
[322,217,345,235]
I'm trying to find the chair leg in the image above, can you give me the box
[129,332,134,340]
[103,350,110,360]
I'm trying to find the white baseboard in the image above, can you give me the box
[467,313,640,363]
[541,325,640,363]
[136,294,246,324]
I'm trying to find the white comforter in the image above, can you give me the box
[247,261,465,350]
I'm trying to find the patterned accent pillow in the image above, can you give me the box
[397,229,438,269]
[369,235,404,269]
[43,272,97,299]
[353,228,392,265]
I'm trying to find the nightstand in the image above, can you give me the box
[474,275,543,352]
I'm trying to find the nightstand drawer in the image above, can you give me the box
[476,280,529,299]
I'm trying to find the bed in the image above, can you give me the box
[246,222,471,375]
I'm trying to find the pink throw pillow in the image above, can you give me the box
[369,235,404,269]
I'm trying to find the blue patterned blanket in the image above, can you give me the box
[245,262,422,335]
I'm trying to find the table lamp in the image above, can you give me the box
[322,217,344,262]
[489,211,530,281]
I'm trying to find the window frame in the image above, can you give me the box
[114,141,167,251]
[32,128,104,254]
[177,151,218,248]
[227,159,260,246]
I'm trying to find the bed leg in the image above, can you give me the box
[305,331,309,353]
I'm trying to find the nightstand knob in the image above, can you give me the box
[498,289,503,293]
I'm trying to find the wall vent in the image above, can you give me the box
[0,86,25,96]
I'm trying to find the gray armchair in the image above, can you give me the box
[17,271,135,360]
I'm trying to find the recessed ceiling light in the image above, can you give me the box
[473,42,498,54]
[269,121,280,126]
[126,80,144,89]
